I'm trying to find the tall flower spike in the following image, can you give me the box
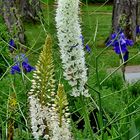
[55,84,72,140]
[28,35,57,139]
[55,0,89,97]
[29,35,56,103]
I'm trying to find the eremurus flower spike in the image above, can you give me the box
[28,35,73,140]
[55,0,89,97]
[29,35,56,104]
[28,35,56,139]
[55,83,72,139]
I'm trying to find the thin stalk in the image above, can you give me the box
[96,46,109,58]
[13,73,30,139]
[129,132,140,140]
[118,40,126,82]
[100,52,140,85]
[94,19,98,42]
[96,95,140,135]
[47,0,50,26]
[95,56,104,132]
[89,0,110,15]
[86,0,92,30]
[80,95,94,140]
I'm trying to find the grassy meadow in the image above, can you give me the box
[0,1,140,140]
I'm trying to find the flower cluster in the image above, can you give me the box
[55,84,72,139]
[55,0,89,97]
[106,30,134,54]
[11,53,35,74]
[136,25,140,35]
[28,36,72,140]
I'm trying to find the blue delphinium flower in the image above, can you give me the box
[136,25,140,35]
[11,65,21,74]
[14,53,28,65]
[9,39,16,52]
[80,35,91,53]
[106,31,134,54]
[11,53,35,74]
[22,61,35,72]
[123,51,129,62]
[85,45,91,53]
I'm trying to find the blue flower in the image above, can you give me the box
[106,30,133,54]
[14,53,28,65]
[126,39,134,46]
[106,33,117,47]
[85,45,91,53]
[123,51,129,62]
[111,33,117,40]
[22,61,35,72]
[136,25,140,35]
[10,53,35,74]
[9,39,16,52]
[11,65,21,74]
[80,35,91,53]
[114,43,127,54]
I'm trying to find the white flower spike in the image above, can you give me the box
[55,0,89,97]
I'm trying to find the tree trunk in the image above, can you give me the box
[112,0,123,32]
[112,0,137,41]
[2,0,25,44]
[137,0,140,25]
[17,0,42,22]
[1,0,42,47]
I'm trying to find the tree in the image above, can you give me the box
[2,0,25,44]
[17,0,42,21]
[1,0,42,46]
[137,0,140,26]
[112,0,137,41]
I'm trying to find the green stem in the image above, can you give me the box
[100,52,140,85]
[95,57,104,132]
[80,96,94,139]
[96,46,109,58]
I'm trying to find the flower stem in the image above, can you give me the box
[80,95,94,139]
[95,57,104,133]
[100,52,140,85]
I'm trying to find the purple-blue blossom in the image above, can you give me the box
[123,51,129,62]
[85,45,91,53]
[80,35,91,53]
[11,53,35,74]
[11,65,21,74]
[136,25,140,35]
[9,39,16,52]
[106,31,134,54]
[22,61,35,72]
